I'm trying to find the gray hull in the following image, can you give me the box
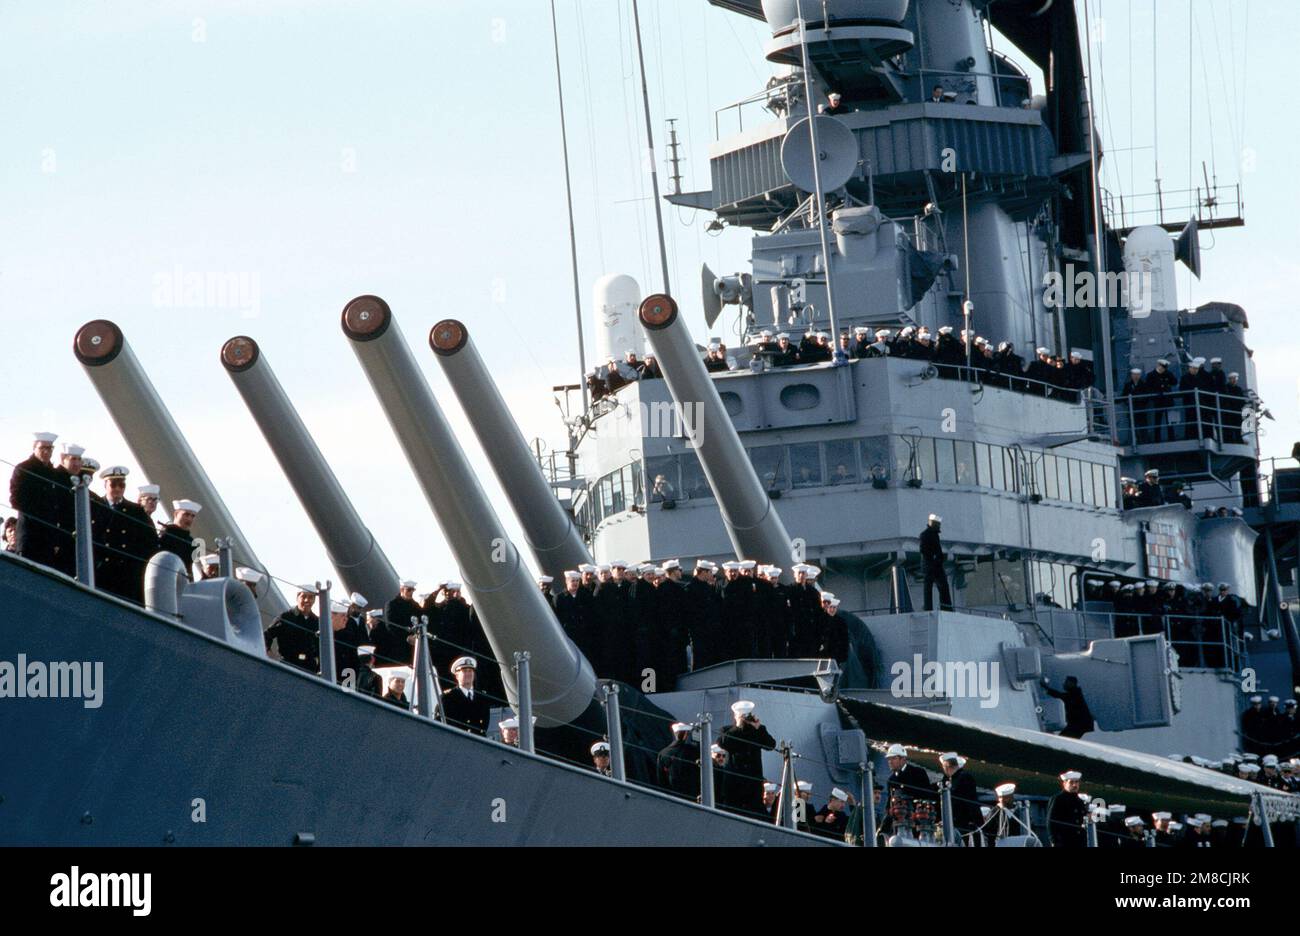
[0,555,827,846]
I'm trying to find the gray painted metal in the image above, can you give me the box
[217,538,234,579]
[412,617,437,722]
[941,783,956,845]
[0,554,832,846]
[73,320,288,621]
[638,296,795,575]
[144,552,186,618]
[221,335,399,604]
[341,296,597,726]
[317,581,336,685]
[862,761,878,846]
[73,476,94,587]
[428,321,591,581]
[605,682,627,782]
[699,713,716,808]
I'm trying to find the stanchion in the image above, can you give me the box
[516,652,535,754]
[316,581,336,684]
[73,476,94,588]
[699,714,715,809]
[604,682,626,782]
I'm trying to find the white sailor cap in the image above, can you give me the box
[917,328,931,337]
[451,656,477,672]
[1184,818,1203,830]
[816,331,830,340]
[357,644,376,659]
[830,788,849,802]
[235,567,264,584]
[960,329,974,338]
[1107,580,1121,587]
[853,326,869,335]
[995,783,1016,797]
[329,598,349,614]
[1124,816,1144,827]
[798,564,821,578]
[826,598,841,610]
[875,329,892,338]
[498,717,519,730]
[763,782,778,793]
[937,326,954,335]
[1263,754,1279,767]
[1167,821,1183,832]
[760,329,773,338]
[777,332,790,341]
[1129,368,1142,375]
[1228,372,1239,379]
[595,564,611,573]
[739,559,757,570]
[60,442,85,456]
[721,560,741,571]
[537,575,554,584]
[1144,468,1159,477]
[1194,813,1211,822]
[1268,695,1279,703]
[172,499,202,514]
[1108,804,1126,814]
[764,566,783,578]
[1069,350,1082,359]
[820,592,836,603]
[578,563,597,574]
[928,513,942,523]
[349,592,368,608]
[1190,357,1206,367]
[611,559,629,569]
[1212,819,1229,828]
[938,751,966,767]
[663,559,681,571]
[885,743,907,758]
[671,722,691,734]
[1152,811,1172,820]
[1060,770,1082,782]
[708,341,721,351]
[731,700,756,716]
[199,553,219,567]
[694,559,717,572]
[100,465,129,480]
[445,581,463,591]
[710,744,725,756]
[639,563,657,575]
[1157,358,1170,366]
[33,431,58,443]
[591,741,611,756]
[899,326,915,337]
[137,483,160,496]
[1145,580,1158,588]
[1210,357,1222,364]
[1036,347,1050,356]
[796,780,813,792]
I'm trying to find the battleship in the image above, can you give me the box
[2,0,1298,848]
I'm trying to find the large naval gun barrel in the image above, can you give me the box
[73,321,288,620]
[340,296,597,724]
[639,295,795,576]
[428,320,590,581]
[219,336,399,603]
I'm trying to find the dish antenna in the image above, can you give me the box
[780,116,858,194]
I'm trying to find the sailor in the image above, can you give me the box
[1122,815,1148,848]
[986,783,1021,844]
[1065,350,1093,395]
[1151,811,1179,847]
[537,574,556,609]
[719,560,757,661]
[910,327,935,361]
[91,465,157,604]
[884,743,935,804]
[136,483,161,522]
[1179,358,1210,440]
[864,329,891,358]
[386,580,423,637]
[1119,367,1149,443]
[813,787,852,840]
[1143,359,1178,442]
[8,432,68,571]
[937,751,982,845]
[657,722,700,799]
[498,716,520,747]
[1136,468,1165,507]
[556,570,598,669]
[331,595,369,685]
[158,499,202,581]
[354,645,382,698]
[1221,372,1247,442]
[786,563,823,656]
[919,514,952,611]
[604,358,628,392]
[717,700,776,817]
[591,741,613,777]
[818,593,849,663]
[441,656,491,736]
[1041,674,1095,739]
[264,586,321,674]
[46,441,89,576]
[708,743,747,813]
[1047,770,1089,847]
[762,781,779,820]
[642,353,663,379]
[850,326,872,358]
[822,91,849,116]
[197,553,220,580]
[382,669,411,708]
[1024,347,1055,395]
[683,558,724,669]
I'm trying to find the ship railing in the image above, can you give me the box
[1033,606,1246,673]
[1243,456,1300,511]
[855,604,1012,622]
[1100,180,1245,234]
[713,75,803,140]
[913,67,1032,109]
[1110,388,1259,451]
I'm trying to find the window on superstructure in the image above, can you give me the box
[790,443,823,489]
[861,436,891,482]
[1043,453,1059,499]
[681,450,711,500]
[915,438,937,484]
[934,438,957,485]
[749,445,790,491]
[825,439,858,485]
[955,441,976,486]
[646,456,679,503]
[610,470,626,515]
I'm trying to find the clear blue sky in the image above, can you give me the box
[1,0,1293,596]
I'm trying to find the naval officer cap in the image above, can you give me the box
[33,431,58,443]
[731,700,756,716]
[995,783,1016,797]
[172,499,202,514]
[100,465,129,480]
[61,442,85,456]
[885,743,908,758]
[451,656,477,673]
[1060,770,1082,782]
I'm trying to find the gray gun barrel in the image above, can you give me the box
[638,295,794,576]
[429,320,591,581]
[220,336,399,603]
[73,320,288,621]
[340,296,597,725]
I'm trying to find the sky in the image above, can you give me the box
[1,0,1294,599]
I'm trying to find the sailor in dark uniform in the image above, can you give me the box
[1144,359,1178,442]
[158,499,203,581]
[920,514,952,611]
[818,593,849,663]
[8,431,65,570]
[1136,468,1165,507]
[355,646,382,698]
[885,743,936,803]
[1119,367,1148,443]
[441,656,491,735]
[1047,770,1089,847]
[822,91,849,116]
[91,465,157,604]
[708,744,746,814]
[333,595,370,685]
[684,559,724,669]
[265,586,321,673]
[47,442,90,576]
[1025,347,1055,395]
[1041,675,1095,738]
[382,670,411,708]
[717,700,776,817]
[537,574,556,611]
[591,741,613,777]
[813,787,853,839]
[851,327,872,359]
[937,751,983,845]
[985,783,1023,844]
[1222,372,1248,442]
[1121,815,1148,848]
[656,721,700,799]
[786,563,823,657]
[386,580,423,635]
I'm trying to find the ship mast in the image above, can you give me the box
[630,0,673,297]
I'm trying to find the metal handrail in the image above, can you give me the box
[1111,388,1257,450]
[1035,607,1246,672]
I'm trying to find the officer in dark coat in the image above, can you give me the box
[1047,770,1089,847]
[717,700,777,817]
[684,560,725,669]
[885,744,936,803]
[90,465,158,604]
[651,564,690,690]
[1143,359,1178,442]
[440,656,491,735]
[920,514,952,611]
[786,564,824,657]
[657,722,701,799]
[556,571,600,672]
[8,432,65,570]
[1136,469,1165,507]
[719,563,757,660]
[265,586,321,673]
[158,499,202,582]
[1042,675,1095,738]
[386,581,424,635]
[1119,367,1149,444]
[937,752,983,845]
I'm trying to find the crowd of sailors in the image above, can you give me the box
[1081,576,1247,667]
